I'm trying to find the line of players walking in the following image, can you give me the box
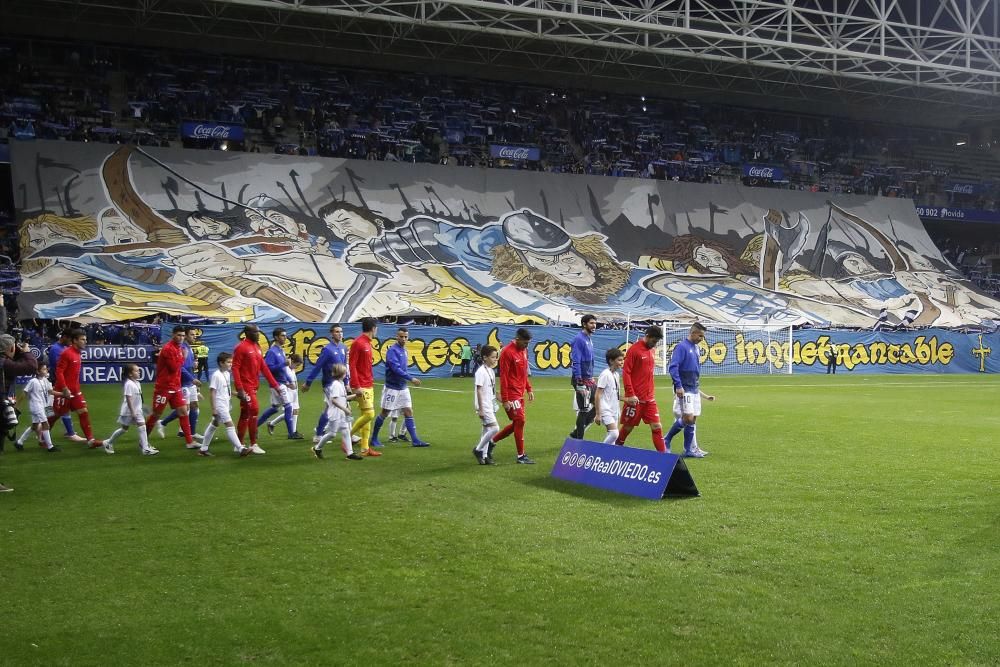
[4,315,712,481]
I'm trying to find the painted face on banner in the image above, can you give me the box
[98,210,145,245]
[27,222,78,253]
[694,244,728,273]
[840,253,877,276]
[187,213,233,239]
[523,249,596,287]
[323,207,380,243]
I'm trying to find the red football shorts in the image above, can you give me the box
[620,400,660,427]
[152,389,187,412]
[503,398,526,422]
[53,393,87,415]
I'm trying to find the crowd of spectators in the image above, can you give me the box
[4,38,999,209]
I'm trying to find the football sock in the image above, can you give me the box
[665,419,683,446]
[79,412,95,441]
[351,410,374,450]
[389,417,400,437]
[248,419,259,446]
[202,421,217,450]
[16,427,31,446]
[513,419,525,456]
[315,412,329,437]
[573,412,590,438]
[404,416,421,442]
[61,415,76,436]
[603,429,619,444]
[683,424,695,452]
[188,406,199,436]
[476,424,499,452]
[370,414,386,442]
[257,406,278,426]
[161,410,178,426]
[106,427,126,446]
[136,424,150,452]
[41,429,54,449]
[283,404,294,434]
[651,426,666,453]
[224,426,242,452]
[291,413,298,433]
[340,430,353,456]
[178,414,194,445]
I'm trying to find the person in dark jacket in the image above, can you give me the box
[1,333,39,492]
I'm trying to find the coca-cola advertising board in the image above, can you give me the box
[181,121,245,142]
[490,144,541,162]
[742,163,785,181]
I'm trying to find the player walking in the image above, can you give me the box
[257,328,301,439]
[615,325,666,452]
[232,324,285,455]
[303,324,349,443]
[46,330,85,442]
[200,352,251,457]
[104,363,157,456]
[471,345,499,464]
[369,327,430,448]
[594,347,624,445]
[665,322,711,458]
[491,327,535,464]
[158,327,202,441]
[51,328,104,449]
[145,325,197,449]
[348,317,381,457]
[569,314,597,439]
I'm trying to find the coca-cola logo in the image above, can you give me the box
[951,184,975,194]
[191,124,231,139]
[498,146,532,160]
[747,166,775,178]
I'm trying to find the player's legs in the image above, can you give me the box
[169,392,194,446]
[615,403,642,445]
[350,388,376,455]
[637,401,666,453]
[570,384,596,439]
[370,389,397,447]
[600,411,619,445]
[474,416,499,464]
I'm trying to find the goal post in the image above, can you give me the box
[659,320,794,376]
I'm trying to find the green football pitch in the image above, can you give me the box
[2,374,999,665]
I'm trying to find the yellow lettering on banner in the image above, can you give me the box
[373,338,389,365]
[887,344,900,363]
[708,341,727,364]
[869,342,888,364]
[939,341,954,364]
[799,341,818,365]
[559,343,572,367]
[734,334,747,364]
[487,328,503,350]
[744,340,765,364]
[535,342,562,370]
[766,341,787,369]
[426,338,450,369]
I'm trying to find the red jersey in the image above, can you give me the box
[498,341,532,402]
[232,338,279,393]
[622,339,657,402]
[349,333,374,390]
[54,345,82,394]
[154,339,185,392]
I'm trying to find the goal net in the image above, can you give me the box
[658,321,793,376]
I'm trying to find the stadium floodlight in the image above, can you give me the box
[660,321,794,376]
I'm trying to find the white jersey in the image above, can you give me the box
[596,368,621,417]
[119,379,144,419]
[210,369,232,407]
[473,365,497,413]
[25,377,52,420]
[326,379,350,423]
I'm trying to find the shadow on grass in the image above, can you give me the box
[519,474,697,504]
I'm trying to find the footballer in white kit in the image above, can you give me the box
[471,345,500,464]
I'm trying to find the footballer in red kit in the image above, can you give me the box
[145,325,196,446]
[232,324,281,453]
[51,328,103,448]
[491,327,536,464]
[616,325,667,452]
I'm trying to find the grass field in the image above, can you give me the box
[2,373,1000,666]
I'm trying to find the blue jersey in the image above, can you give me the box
[264,344,291,384]
[668,338,701,393]
[47,341,65,369]
[305,341,348,388]
[180,342,196,387]
[570,331,594,383]
[384,343,413,390]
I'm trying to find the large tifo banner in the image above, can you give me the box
[182,323,1000,381]
[12,140,1000,328]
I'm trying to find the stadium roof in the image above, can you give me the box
[3,0,999,129]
